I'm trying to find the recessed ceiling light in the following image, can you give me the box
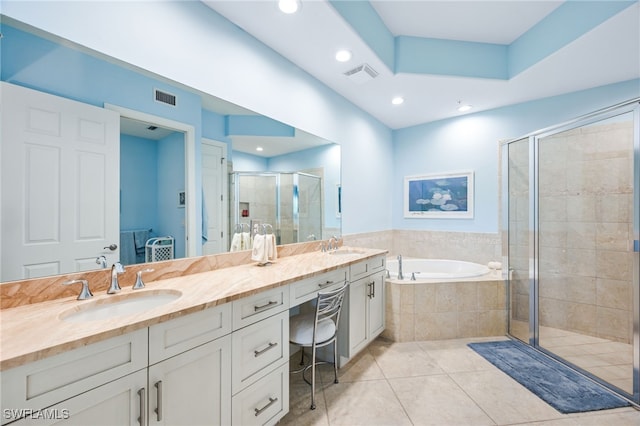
[335,49,352,62]
[278,0,300,14]
[457,101,472,112]
[391,96,404,105]
[256,146,264,152]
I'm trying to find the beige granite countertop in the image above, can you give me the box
[0,247,386,371]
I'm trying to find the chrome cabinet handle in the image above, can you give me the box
[318,280,334,288]
[155,380,163,421]
[254,300,278,312]
[371,280,376,298]
[254,342,278,357]
[137,387,146,426]
[254,397,278,417]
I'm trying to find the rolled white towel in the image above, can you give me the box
[487,261,502,270]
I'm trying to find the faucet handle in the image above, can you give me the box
[63,279,93,300]
[133,268,155,290]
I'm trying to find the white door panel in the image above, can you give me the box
[1,82,120,281]
[202,140,226,255]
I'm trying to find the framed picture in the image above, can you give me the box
[404,170,474,218]
[178,191,185,208]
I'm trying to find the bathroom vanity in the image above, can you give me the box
[0,247,386,425]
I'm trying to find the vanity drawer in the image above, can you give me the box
[231,362,289,426]
[149,302,231,365]
[290,267,347,305]
[232,285,289,331]
[231,310,288,394]
[1,328,147,422]
[350,255,386,281]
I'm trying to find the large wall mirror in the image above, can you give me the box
[0,17,340,282]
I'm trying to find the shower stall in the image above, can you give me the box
[502,99,640,405]
[229,172,323,249]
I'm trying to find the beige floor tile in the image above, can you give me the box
[423,346,495,373]
[323,380,412,426]
[389,374,495,425]
[324,350,385,383]
[450,370,564,424]
[368,341,444,378]
[279,383,330,426]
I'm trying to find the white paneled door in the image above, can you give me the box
[1,82,120,281]
[201,139,227,255]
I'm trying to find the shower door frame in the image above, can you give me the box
[502,98,640,404]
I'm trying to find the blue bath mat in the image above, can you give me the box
[468,340,630,414]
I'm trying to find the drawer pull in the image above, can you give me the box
[254,397,278,417]
[155,380,163,421]
[254,342,278,357]
[254,300,279,312]
[137,387,146,426]
[317,280,335,288]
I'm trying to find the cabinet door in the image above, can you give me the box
[347,276,369,355]
[7,370,146,425]
[148,335,231,426]
[368,272,385,339]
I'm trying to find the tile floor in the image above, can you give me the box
[279,336,640,426]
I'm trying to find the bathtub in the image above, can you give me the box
[382,258,506,342]
[386,258,490,281]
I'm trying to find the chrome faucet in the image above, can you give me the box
[108,262,125,294]
[328,235,340,251]
[95,255,107,269]
[397,255,404,280]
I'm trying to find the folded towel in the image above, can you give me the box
[241,232,252,250]
[230,233,242,252]
[119,231,136,266]
[267,234,277,260]
[251,234,267,262]
[134,230,150,254]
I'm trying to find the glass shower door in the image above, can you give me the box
[536,110,637,398]
[297,173,322,243]
[506,138,532,343]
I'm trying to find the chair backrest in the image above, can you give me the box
[314,283,348,330]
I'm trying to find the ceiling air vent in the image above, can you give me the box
[154,89,177,106]
[344,63,379,84]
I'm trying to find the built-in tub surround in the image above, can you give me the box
[382,264,505,342]
[0,244,386,370]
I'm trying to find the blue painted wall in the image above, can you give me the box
[120,135,159,233]
[393,79,640,233]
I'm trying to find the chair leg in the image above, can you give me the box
[299,347,304,366]
[310,344,316,410]
[333,341,339,384]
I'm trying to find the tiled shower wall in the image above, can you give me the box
[537,120,634,344]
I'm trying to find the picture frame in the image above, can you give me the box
[404,170,474,218]
[178,191,185,208]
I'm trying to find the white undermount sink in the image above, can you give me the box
[60,289,182,322]
[328,248,365,256]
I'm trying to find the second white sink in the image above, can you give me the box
[60,290,182,322]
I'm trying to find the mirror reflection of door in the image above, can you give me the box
[119,118,186,265]
[1,82,120,281]
[202,139,227,255]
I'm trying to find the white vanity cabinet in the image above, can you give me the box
[1,329,148,425]
[146,303,232,426]
[1,304,233,426]
[338,255,386,365]
[230,286,290,426]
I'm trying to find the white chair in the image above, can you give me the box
[289,284,348,410]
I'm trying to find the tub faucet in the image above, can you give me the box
[108,262,125,294]
[397,255,404,280]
